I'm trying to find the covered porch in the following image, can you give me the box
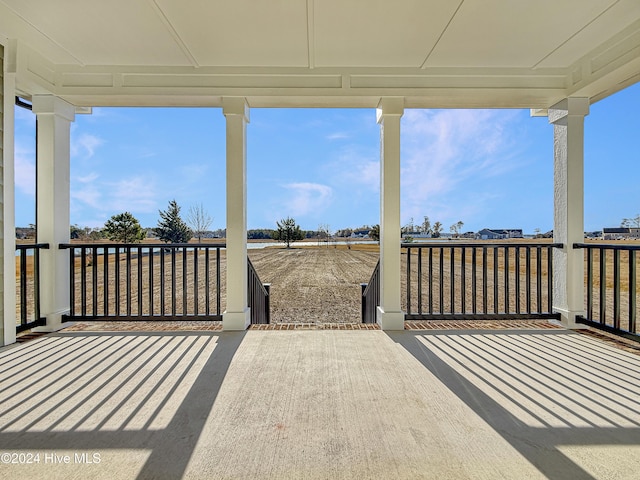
[3,1,640,343]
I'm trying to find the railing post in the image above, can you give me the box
[264,284,271,324]
[361,283,367,323]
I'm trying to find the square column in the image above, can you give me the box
[1,68,17,346]
[376,97,405,330]
[223,97,251,330]
[32,95,75,331]
[549,98,589,328]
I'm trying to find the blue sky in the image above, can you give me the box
[13,83,640,234]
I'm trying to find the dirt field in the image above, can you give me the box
[250,246,379,323]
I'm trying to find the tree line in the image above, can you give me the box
[72,200,213,244]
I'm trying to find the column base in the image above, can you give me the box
[553,307,588,329]
[223,308,251,331]
[32,311,74,333]
[376,307,405,331]
[0,328,16,347]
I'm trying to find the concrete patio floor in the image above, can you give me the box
[1,327,639,479]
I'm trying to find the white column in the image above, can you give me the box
[1,68,17,346]
[549,97,589,328]
[32,95,75,332]
[222,97,251,330]
[376,97,405,330]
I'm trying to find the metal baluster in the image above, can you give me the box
[406,247,411,314]
[482,248,488,314]
[171,247,176,316]
[536,246,542,314]
[428,248,433,314]
[417,248,423,314]
[493,247,499,314]
[461,247,466,313]
[194,247,199,315]
[439,248,444,314]
[20,249,28,324]
[92,246,98,316]
[450,248,455,314]
[614,249,621,330]
[515,247,521,314]
[599,248,606,324]
[216,248,221,316]
[630,250,636,333]
[205,247,210,316]
[504,246,509,314]
[472,247,477,314]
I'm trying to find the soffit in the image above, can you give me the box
[0,0,639,108]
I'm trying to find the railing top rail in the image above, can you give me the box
[16,243,50,250]
[59,242,226,249]
[402,242,563,249]
[362,259,380,297]
[248,258,269,296]
[574,242,640,251]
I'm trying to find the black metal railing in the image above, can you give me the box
[248,258,270,324]
[361,259,380,323]
[16,243,49,332]
[574,243,639,341]
[60,243,225,321]
[403,242,562,320]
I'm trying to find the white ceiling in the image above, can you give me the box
[1,0,640,108]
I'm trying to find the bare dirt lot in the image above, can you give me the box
[249,246,379,323]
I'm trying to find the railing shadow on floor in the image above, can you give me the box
[0,330,246,479]
[388,328,640,479]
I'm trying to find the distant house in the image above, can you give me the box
[603,227,629,240]
[351,229,370,238]
[603,227,640,240]
[476,229,523,240]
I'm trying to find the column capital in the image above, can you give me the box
[32,95,76,122]
[376,97,404,123]
[222,97,250,123]
[548,97,589,124]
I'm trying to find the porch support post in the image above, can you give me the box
[376,97,405,330]
[32,95,75,331]
[549,97,589,328]
[222,97,251,330]
[1,65,17,346]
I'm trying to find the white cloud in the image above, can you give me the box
[71,175,159,220]
[107,177,158,214]
[281,182,333,217]
[327,146,379,192]
[326,132,350,140]
[14,145,36,196]
[76,172,99,183]
[71,133,104,159]
[71,186,102,209]
[401,109,521,224]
